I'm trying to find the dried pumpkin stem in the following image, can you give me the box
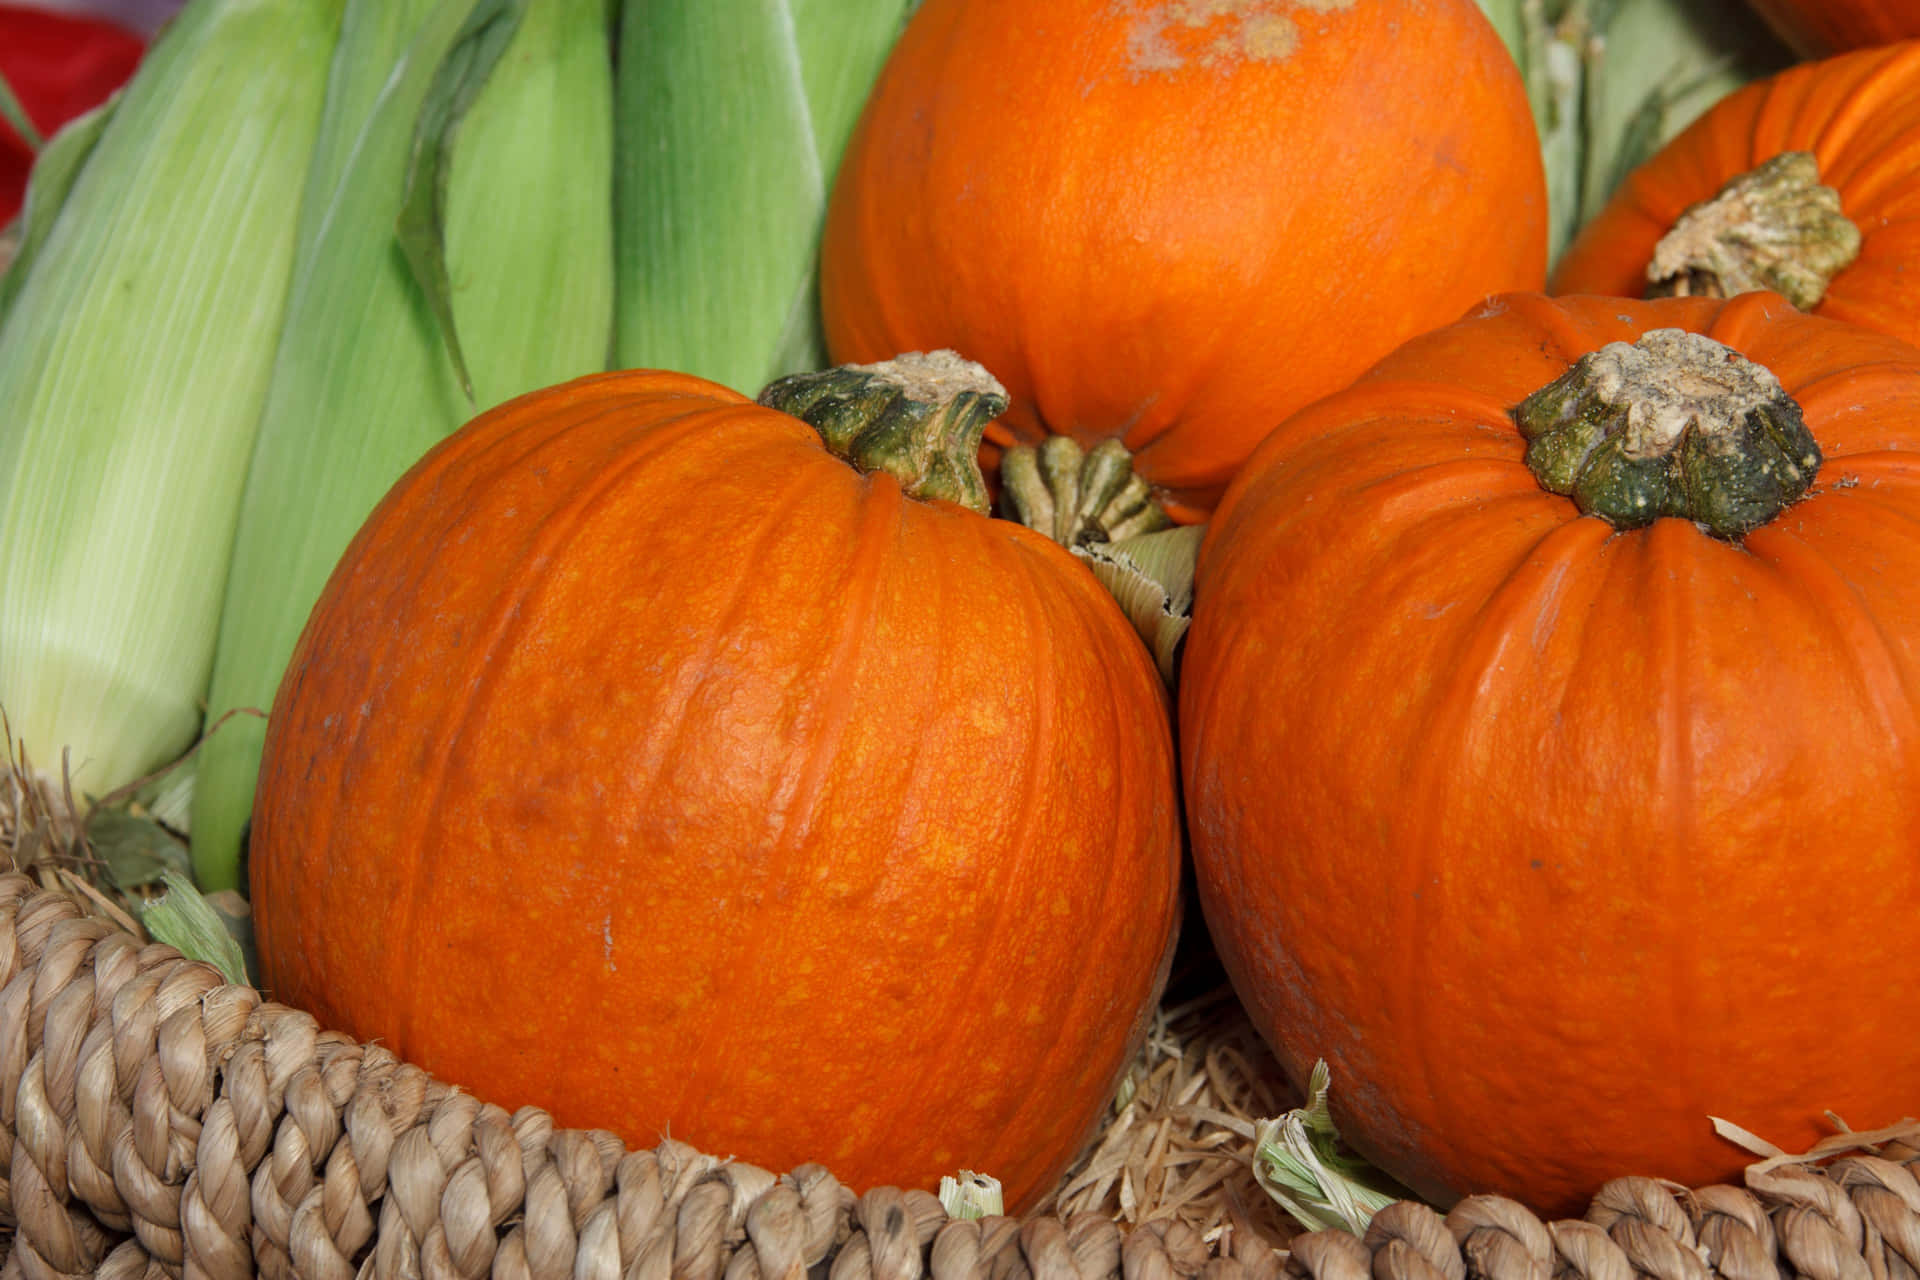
[759,350,1006,512]
[1000,436,1173,547]
[1514,328,1820,539]
[1645,151,1861,311]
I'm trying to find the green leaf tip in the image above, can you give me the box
[397,0,531,406]
[1251,1060,1405,1235]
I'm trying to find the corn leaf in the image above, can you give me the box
[937,1172,1005,1221]
[441,0,614,411]
[1474,0,1791,267]
[1579,0,1791,223]
[139,868,251,986]
[1073,525,1203,686]
[191,0,615,889]
[86,804,191,890]
[0,93,118,325]
[1251,1062,1406,1235]
[612,0,911,393]
[396,0,527,403]
[0,0,343,803]
[0,65,43,152]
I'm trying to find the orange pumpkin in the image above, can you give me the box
[819,0,1547,526]
[1552,40,1920,349]
[249,357,1182,1211]
[1742,0,1920,58]
[1180,289,1920,1216]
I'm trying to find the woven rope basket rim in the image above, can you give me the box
[3,868,1918,1280]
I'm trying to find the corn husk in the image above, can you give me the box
[611,0,912,393]
[0,0,343,802]
[189,0,615,890]
[1474,0,1794,266]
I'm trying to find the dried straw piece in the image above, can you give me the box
[3,871,1920,1280]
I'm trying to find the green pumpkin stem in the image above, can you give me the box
[1514,328,1820,540]
[1645,151,1861,311]
[1000,436,1173,547]
[759,351,1006,513]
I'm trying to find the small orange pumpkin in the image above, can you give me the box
[1181,289,1920,1216]
[1552,40,1920,350]
[820,0,1547,526]
[249,357,1182,1211]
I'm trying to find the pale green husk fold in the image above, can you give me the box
[0,0,344,801]
[190,0,616,890]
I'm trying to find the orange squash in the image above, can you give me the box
[1742,0,1920,58]
[1552,40,1920,350]
[1180,289,1920,1216]
[248,357,1182,1211]
[819,0,1547,526]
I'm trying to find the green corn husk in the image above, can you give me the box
[612,0,913,393]
[190,0,615,891]
[1251,1062,1407,1235]
[0,91,118,325]
[0,0,344,802]
[1474,0,1793,267]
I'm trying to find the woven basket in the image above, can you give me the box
[2,868,1918,1280]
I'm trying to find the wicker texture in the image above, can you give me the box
[2,871,1918,1280]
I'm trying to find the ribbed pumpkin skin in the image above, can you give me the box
[1743,0,1920,58]
[819,0,1547,520]
[250,370,1182,1211]
[1180,291,1920,1216]
[1552,41,1920,347]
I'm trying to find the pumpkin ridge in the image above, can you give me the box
[1352,457,1543,528]
[1825,120,1920,215]
[1805,42,1920,177]
[293,393,659,1030]
[1813,101,1920,214]
[1499,290,1635,367]
[1748,59,1823,170]
[957,524,1102,1201]
[1821,452,1920,491]
[1775,361,1920,447]
[381,399,751,1058]
[1246,381,1525,474]
[1644,524,1706,1125]
[1750,523,1920,801]
[1381,513,1614,1176]
[857,504,973,1138]
[1701,290,1806,361]
[664,464,904,1130]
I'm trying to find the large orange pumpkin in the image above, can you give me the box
[1552,40,1920,348]
[819,0,1547,526]
[249,357,1183,1211]
[1741,0,1920,58]
[1180,289,1920,1216]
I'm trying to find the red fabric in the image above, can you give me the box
[1,4,146,225]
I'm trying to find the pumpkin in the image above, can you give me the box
[248,356,1183,1212]
[1741,0,1920,58]
[818,0,1548,530]
[1551,40,1920,351]
[1179,289,1920,1216]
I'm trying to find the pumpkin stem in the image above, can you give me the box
[1514,328,1821,540]
[1645,151,1861,311]
[759,351,1007,513]
[999,436,1173,547]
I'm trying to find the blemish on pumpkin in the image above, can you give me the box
[1240,14,1299,60]
[1122,0,1352,72]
